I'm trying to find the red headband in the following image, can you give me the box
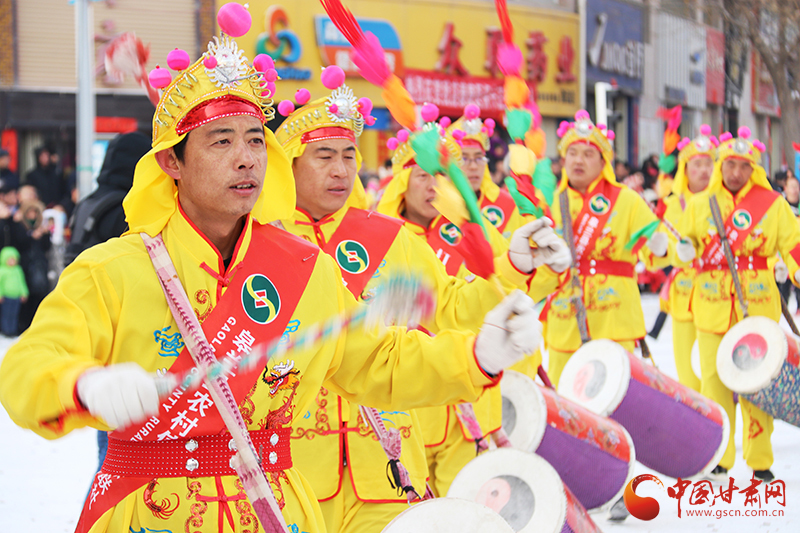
[569,139,604,156]
[175,96,265,135]
[301,127,356,144]
[461,139,485,150]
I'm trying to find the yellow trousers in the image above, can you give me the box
[317,467,411,533]
[696,329,774,470]
[548,340,636,388]
[425,407,483,497]
[672,318,700,392]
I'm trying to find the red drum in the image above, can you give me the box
[447,448,602,533]
[717,316,800,427]
[558,339,729,479]
[382,498,514,532]
[501,370,633,510]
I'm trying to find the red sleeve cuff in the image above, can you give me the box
[507,251,533,277]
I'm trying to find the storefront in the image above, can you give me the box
[585,0,645,166]
[704,27,726,135]
[232,0,580,172]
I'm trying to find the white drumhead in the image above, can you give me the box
[448,448,565,533]
[500,371,547,452]
[557,339,631,416]
[717,316,787,394]
[382,498,514,532]
[691,339,701,381]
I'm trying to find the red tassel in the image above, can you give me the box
[457,222,496,280]
[321,0,366,48]
[495,0,514,43]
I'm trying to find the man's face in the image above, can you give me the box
[292,138,357,220]
[721,158,753,194]
[565,143,605,191]
[685,155,714,193]
[0,155,9,170]
[785,177,800,203]
[403,166,439,226]
[172,115,267,227]
[461,145,487,193]
[38,150,50,167]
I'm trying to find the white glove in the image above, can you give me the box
[775,260,789,283]
[509,218,571,273]
[676,239,696,263]
[509,218,550,273]
[77,362,162,429]
[646,232,668,258]
[475,290,542,375]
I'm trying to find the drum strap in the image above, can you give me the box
[559,190,591,343]
[708,196,749,318]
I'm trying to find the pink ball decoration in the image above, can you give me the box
[365,115,376,126]
[452,129,465,141]
[396,130,409,143]
[261,81,276,98]
[485,118,496,130]
[167,48,191,71]
[710,136,720,147]
[439,116,452,128]
[217,2,252,38]
[263,68,278,82]
[738,126,751,139]
[753,140,766,151]
[559,120,569,129]
[357,97,373,116]
[463,104,480,120]
[277,100,295,116]
[387,138,399,150]
[203,55,217,69]
[421,103,440,123]
[295,88,311,105]
[328,104,339,114]
[606,130,615,141]
[253,54,275,72]
[321,66,345,90]
[677,138,691,150]
[148,66,172,89]
[719,132,733,142]
[596,123,607,130]
[700,124,712,136]
[575,110,591,121]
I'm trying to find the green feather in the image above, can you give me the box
[409,128,446,176]
[624,220,660,250]
[532,158,557,207]
[506,108,532,142]
[447,161,488,238]
[505,177,542,218]
[658,153,676,174]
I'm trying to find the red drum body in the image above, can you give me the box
[448,449,603,533]
[558,340,729,479]
[501,370,633,510]
[717,316,800,427]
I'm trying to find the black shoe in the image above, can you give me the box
[754,469,774,482]
[607,496,629,521]
[706,465,728,483]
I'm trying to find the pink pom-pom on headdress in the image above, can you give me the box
[217,3,252,38]
[321,66,345,90]
[365,115,376,126]
[700,124,712,136]
[261,81,276,98]
[439,116,452,128]
[167,49,190,71]
[677,137,691,150]
[451,129,465,141]
[203,55,217,69]
[295,88,311,105]
[387,138,399,150]
[253,54,275,72]
[396,130,409,143]
[557,121,571,137]
[496,42,522,77]
[263,69,278,82]
[277,100,295,116]
[753,140,766,152]
[575,110,591,121]
[738,126,752,139]
[719,132,733,142]
[596,123,607,131]
[148,66,171,89]
[328,104,339,114]
[464,104,480,120]
[606,130,616,141]
[421,103,440,123]
[485,118,496,130]
[710,136,719,147]
[357,97,373,116]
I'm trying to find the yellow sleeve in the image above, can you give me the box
[626,190,660,264]
[773,198,800,284]
[0,259,116,439]
[675,195,701,268]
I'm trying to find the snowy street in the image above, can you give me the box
[1,294,798,532]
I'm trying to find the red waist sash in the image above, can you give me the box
[577,259,635,278]
[698,255,768,273]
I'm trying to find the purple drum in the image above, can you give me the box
[501,370,633,510]
[447,448,603,533]
[558,340,729,479]
[381,498,514,532]
[717,316,800,427]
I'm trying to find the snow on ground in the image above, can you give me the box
[0,294,798,532]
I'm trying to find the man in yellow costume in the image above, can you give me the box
[276,82,560,530]
[656,125,717,391]
[677,126,800,483]
[537,110,667,386]
[0,24,543,533]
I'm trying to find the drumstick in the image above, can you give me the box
[537,365,556,389]
[639,337,658,367]
[780,292,800,337]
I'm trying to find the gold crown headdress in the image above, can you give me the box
[676,124,719,164]
[716,126,766,165]
[556,110,615,163]
[446,104,494,152]
[387,104,461,174]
